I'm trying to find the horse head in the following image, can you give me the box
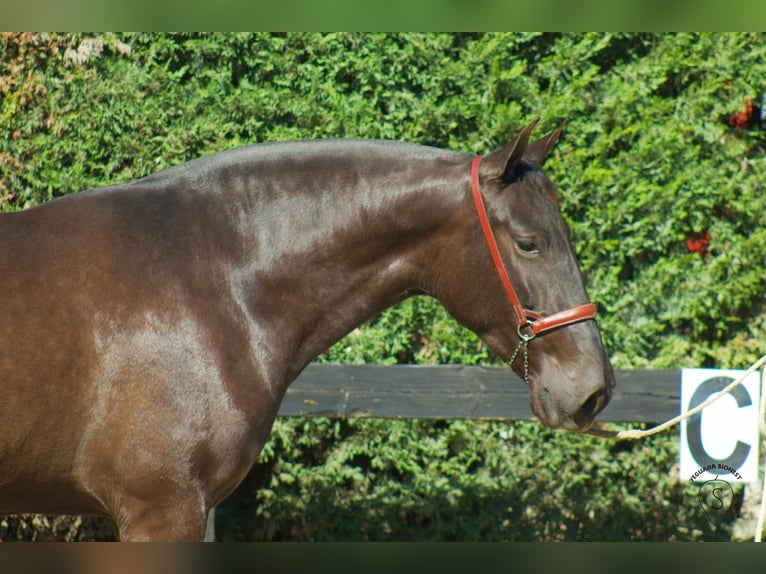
[434,119,615,431]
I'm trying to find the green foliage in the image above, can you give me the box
[219,417,736,541]
[318,298,490,365]
[2,33,764,541]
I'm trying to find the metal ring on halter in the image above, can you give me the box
[517,321,536,343]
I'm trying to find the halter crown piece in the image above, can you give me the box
[470,155,597,382]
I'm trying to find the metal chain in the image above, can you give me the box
[507,338,531,385]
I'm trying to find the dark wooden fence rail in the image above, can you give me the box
[280,364,681,423]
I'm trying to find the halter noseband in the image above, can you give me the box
[470,155,597,380]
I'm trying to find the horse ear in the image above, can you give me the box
[524,121,566,165]
[482,118,540,182]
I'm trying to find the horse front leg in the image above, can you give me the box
[112,491,210,542]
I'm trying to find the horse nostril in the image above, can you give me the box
[575,388,607,428]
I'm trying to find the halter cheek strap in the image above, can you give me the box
[470,155,597,342]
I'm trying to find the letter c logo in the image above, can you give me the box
[687,376,751,471]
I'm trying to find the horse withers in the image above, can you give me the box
[0,119,614,540]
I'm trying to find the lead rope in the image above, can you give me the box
[585,354,766,440]
[583,353,766,541]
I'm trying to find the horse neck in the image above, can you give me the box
[224,142,470,383]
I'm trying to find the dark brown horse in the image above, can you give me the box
[0,119,614,541]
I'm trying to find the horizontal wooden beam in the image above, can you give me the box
[279,364,681,423]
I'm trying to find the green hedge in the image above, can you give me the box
[217,417,740,541]
[2,32,764,541]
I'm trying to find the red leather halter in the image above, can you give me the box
[470,155,597,343]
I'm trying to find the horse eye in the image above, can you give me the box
[516,238,540,255]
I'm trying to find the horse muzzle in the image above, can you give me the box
[530,360,615,431]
